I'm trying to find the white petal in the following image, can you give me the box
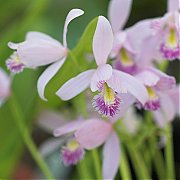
[108,0,132,32]
[108,70,149,105]
[37,58,66,101]
[93,16,113,66]
[56,69,95,100]
[18,39,66,67]
[103,132,120,179]
[63,9,84,47]
[168,0,179,12]
[90,64,112,92]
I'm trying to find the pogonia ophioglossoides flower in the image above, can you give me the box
[53,118,120,180]
[0,68,10,106]
[56,16,148,118]
[6,9,84,101]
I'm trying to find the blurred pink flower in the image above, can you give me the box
[56,16,148,117]
[6,9,84,101]
[54,118,120,179]
[135,67,176,111]
[0,68,10,106]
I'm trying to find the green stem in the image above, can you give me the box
[9,95,54,179]
[165,123,175,179]
[127,143,151,179]
[92,149,102,179]
[119,145,132,180]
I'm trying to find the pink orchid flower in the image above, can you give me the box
[56,16,148,118]
[149,0,180,61]
[136,0,180,63]
[0,68,10,106]
[6,9,84,101]
[53,118,120,179]
[135,67,176,111]
[153,85,180,128]
[108,0,139,73]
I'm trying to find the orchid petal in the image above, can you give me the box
[103,132,120,179]
[0,68,10,98]
[37,58,66,101]
[56,69,95,100]
[93,16,113,66]
[168,0,179,12]
[108,0,132,32]
[110,93,135,121]
[90,64,112,92]
[150,68,176,90]
[126,19,153,52]
[107,70,148,105]
[26,31,61,45]
[167,85,180,115]
[75,119,112,149]
[159,92,176,122]
[53,120,84,137]
[63,9,84,47]
[8,42,19,50]
[135,70,160,87]
[153,110,167,128]
[18,39,66,67]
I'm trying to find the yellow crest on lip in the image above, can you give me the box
[166,28,178,49]
[67,140,80,151]
[103,83,116,105]
[119,48,134,67]
[146,86,158,99]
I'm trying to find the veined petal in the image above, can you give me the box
[103,132,120,179]
[75,119,112,150]
[90,64,112,92]
[93,16,113,66]
[108,70,149,105]
[168,0,179,12]
[56,69,95,100]
[37,58,66,101]
[17,39,66,67]
[135,70,160,87]
[53,120,84,137]
[63,9,84,47]
[108,0,132,32]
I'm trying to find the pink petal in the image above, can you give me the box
[135,69,160,87]
[159,92,176,122]
[37,58,66,101]
[63,9,84,47]
[90,64,112,92]
[167,85,180,115]
[110,93,135,121]
[168,0,179,12]
[153,110,167,128]
[93,16,113,66]
[149,68,176,90]
[8,42,19,50]
[126,19,153,52]
[0,68,10,98]
[56,69,95,100]
[107,70,149,105]
[18,39,66,67]
[75,119,113,149]
[26,31,61,45]
[102,132,120,179]
[53,119,84,137]
[108,0,132,32]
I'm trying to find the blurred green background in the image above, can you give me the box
[0,0,179,178]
